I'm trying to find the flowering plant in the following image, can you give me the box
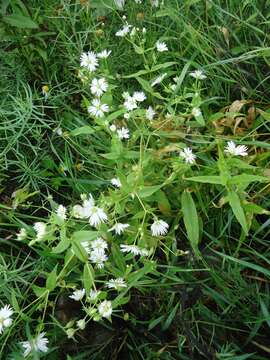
[1,0,270,358]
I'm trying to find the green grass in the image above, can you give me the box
[1,0,270,359]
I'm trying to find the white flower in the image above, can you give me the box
[122,91,130,99]
[90,249,108,268]
[124,95,138,111]
[88,206,108,227]
[224,141,248,157]
[53,127,63,136]
[91,238,108,251]
[90,78,108,97]
[191,107,202,117]
[77,319,86,330]
[111,178,122,188]
[72,204,86,219]
[21,332,49,358]
[146,106,156,121]
[56,204,67,221]
[98,300,112,318]
[97,49,111,58]
[124,113,130,119]
[106,277,127,290]
[116,24,131,37]
[189,70,206,80]
[74,195,107,228]
[156,40,168,52]
[114,0,125,9]
[0,305,13,334]
[110,124,117,132]
[17,228,27,240]
[151,73,167,87]
[151,0,159,6]
[88,99,109,118]
[69,289,85,301]
[120,244,149,256]
[179,147,196,164]
[89,289,101,301]
[66,328,75,339]
[130,27,137,37]
[133,91,146,102]
[33,222,46,241]
[82,195,95,212]
[80,193,88,201]
[117,127,130,140]
[151,219,169,236]
[108,223,130,235]
[80,51,98,72]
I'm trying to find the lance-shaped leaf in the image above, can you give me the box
[181,191,200,257]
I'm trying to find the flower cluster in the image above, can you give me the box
[87,238,109,269]
[72,194,107,228]
[123,91,146,111]
[21,332,49,358]
[69,287,112,319]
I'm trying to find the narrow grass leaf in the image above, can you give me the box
[3,14,39,29]
[213,251,270,277]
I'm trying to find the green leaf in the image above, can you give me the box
[106,109,126,122]
[112,294,131,307]
[123,62,176,79]
[257,109,270,121]
[52,230,70,254]
[136,77,164,99]
[148,315,164,331]
[229,175,268,186]
[181,191,200,257]
[3,14,39,29]
[123,151,140,159]
[128,261,156,285]
[70,126,95,136]
[137,185,162,198]
[32,285,47,298]
[90,0,115,9]
[83,263,95,295]
[213,250,270,277]
[244,203,269,215]
[227,191,248,235]
[133,44,144,54]
[260,299,270,328]
[11,290,20,312]
[208,112,225,122]
[72,231,98,242]
[46,265,58,292]
[71,241,88,263]
[186,176,224,185]
[155,190,171,215]
[151,62,177,72]
[194,114,205,126]
[111,244,126,273]
[162,301,180,331]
